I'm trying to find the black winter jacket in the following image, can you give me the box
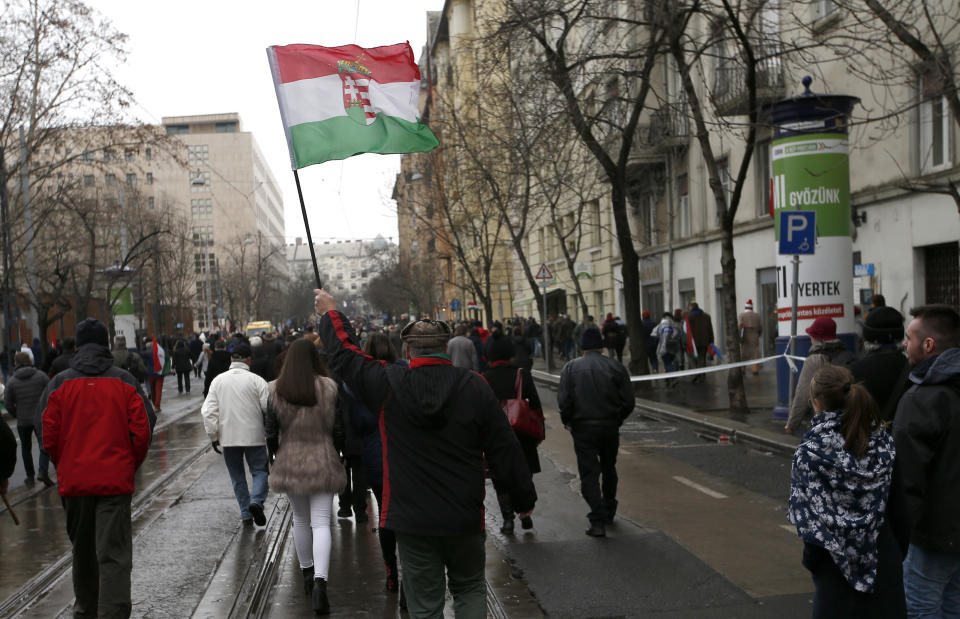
[319,310,536,536]
[47,351,74,378]
[893,347,960,552]
[850,347,911,423]
[558,351,634,428]
[5,366,50,427]
[203,350,232,396]
[172,344,193,373]
[0,420,16,480]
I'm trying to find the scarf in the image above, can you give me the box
[787,410,895,592]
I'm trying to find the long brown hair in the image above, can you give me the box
[363,332,397,363]
[274,338,329,406]
[810,365,878,457]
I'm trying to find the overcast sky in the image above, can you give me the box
[89,0,444,245]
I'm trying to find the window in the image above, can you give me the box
[146,172,153,185]
[190,171,210,192]
[82,150,94,162]
[126,173,136,187]
[83,174,95,187]
[124,149,135,161]
[166,124,189,135]
[190,198,213,219]
[147,196,155,209]
[919,93,952,173]
[192,225,214,247]
[756,139,772,217]
[188,144,209,164]
[105,173,117,186]
[427,238,436,252]
[677,174,691,238]
[640,193,658,245]
[215,122,237,133]
[812,0,837,22]
[145,148,152,161]
[590,200,602,246]
[102,149,115,162]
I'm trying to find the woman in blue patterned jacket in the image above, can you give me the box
[788,365,907,618]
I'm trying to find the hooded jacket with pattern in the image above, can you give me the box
[893,347,960,552]
[319,310,536,537]
[39,343,156,496]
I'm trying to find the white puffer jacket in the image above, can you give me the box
[200,361,270,446]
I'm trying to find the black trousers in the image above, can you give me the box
[62,494,133,619]
[338,455,368,515]
[571,425,620,524]
[176,370,191,393]
[371,484,397,566]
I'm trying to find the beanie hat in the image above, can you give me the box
[642,309,651,318]
[488,333,516,362]
[862,306,904,344]
[249,336,263,347]
[76,318,109,347]
[231,343,252,359]
[581,327,603,351]
[744,299,753,310]
[805,316,837,340]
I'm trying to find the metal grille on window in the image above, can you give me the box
[924,242,959,307]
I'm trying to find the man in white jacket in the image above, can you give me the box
[200,343,271,526]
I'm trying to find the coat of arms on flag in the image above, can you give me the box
[267,42,439,168]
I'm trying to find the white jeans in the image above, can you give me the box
[288,492,335,579]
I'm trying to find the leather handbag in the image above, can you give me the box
[502,369,545,442]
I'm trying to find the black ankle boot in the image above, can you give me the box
[301,566,314,596]
[500,517,515,535]
[385,559,398,592]
[312,577,329,615]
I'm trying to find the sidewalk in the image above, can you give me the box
[530,352,801,455]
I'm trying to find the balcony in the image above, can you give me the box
[713,52,786,116]
[649,101,691,150]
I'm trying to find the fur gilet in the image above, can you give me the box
[268,377,346,496]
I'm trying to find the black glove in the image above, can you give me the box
[211,440,222,454]
[266,436,279,466]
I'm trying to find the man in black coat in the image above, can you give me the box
[893,304,960,616]
[47,337,76,377]
[203,340,232,397]
[558,327,635,537]
[315,288,534,618]
[850,306,910,422]
[5,351,53,486]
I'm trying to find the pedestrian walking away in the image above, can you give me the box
[738,300,762,374]
[38,318,156,619]
[46,336,75,378]
[5,351,54,487]
[652,313,682,377]
[200,342,271,526]
[172,339,193,395]
[849,306,910,424]
[483,333,542,535]
[203,339,231,397]
[788,365,907,618]
[892,304,960,617]
[558,327,635,537]
[142,336,166,413]
[315,288,536,618]
[265,338,346,615]
[685,302,714,383]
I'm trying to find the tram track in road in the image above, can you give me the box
[0,441,213,618]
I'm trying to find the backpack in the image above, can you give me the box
[123,351,147,383]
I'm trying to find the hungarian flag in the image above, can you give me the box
[151,338,163,373]
[267,42,439,169]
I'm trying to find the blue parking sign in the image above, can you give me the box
[778,211,816,255]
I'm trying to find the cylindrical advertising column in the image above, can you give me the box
[768,76,859,419]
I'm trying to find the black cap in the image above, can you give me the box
[863,306,904,344]
[76,318,109,347]
[232,343,252,359]
[580,327,603,351]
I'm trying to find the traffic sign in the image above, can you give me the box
[450,298,462,311]
[778,211,816,255]
[535,263,553,281]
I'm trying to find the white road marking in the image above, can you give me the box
[780,524,796,534]
[672,475,728,499]
[618,447,632,455]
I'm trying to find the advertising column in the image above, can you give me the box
[768,76,859,418]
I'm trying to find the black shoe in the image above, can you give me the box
[312,577,329,614]
[399,582,407,610]
[302,566,315,596]
[24,477,35,486]
[355,509,369,523]
[520,515,533,530]
[336,506,352,518]
[248,503,266,526]
[604,514,615,524]
[585,522,606,537]
[37,474,55,487]
[500,518,515,535]
[242,518,254,527]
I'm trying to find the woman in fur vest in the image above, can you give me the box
[265,338,346,615]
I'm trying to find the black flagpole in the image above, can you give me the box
[293,170,323,290]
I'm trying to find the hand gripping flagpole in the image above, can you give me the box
[293,170,323,290]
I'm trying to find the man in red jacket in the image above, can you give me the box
[39,318,155,619]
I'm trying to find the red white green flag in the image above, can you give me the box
[267,42,439,169]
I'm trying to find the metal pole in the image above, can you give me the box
[293,170,323,289]
[788,254,800,407]
[0,148,16,369]
[541,283,550,374]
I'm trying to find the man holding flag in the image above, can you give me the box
[141,337,166,413]
[685,302,715,384]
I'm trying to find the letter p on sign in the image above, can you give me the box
[778,210,816,255]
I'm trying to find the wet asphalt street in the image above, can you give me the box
[1,372,815,617]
